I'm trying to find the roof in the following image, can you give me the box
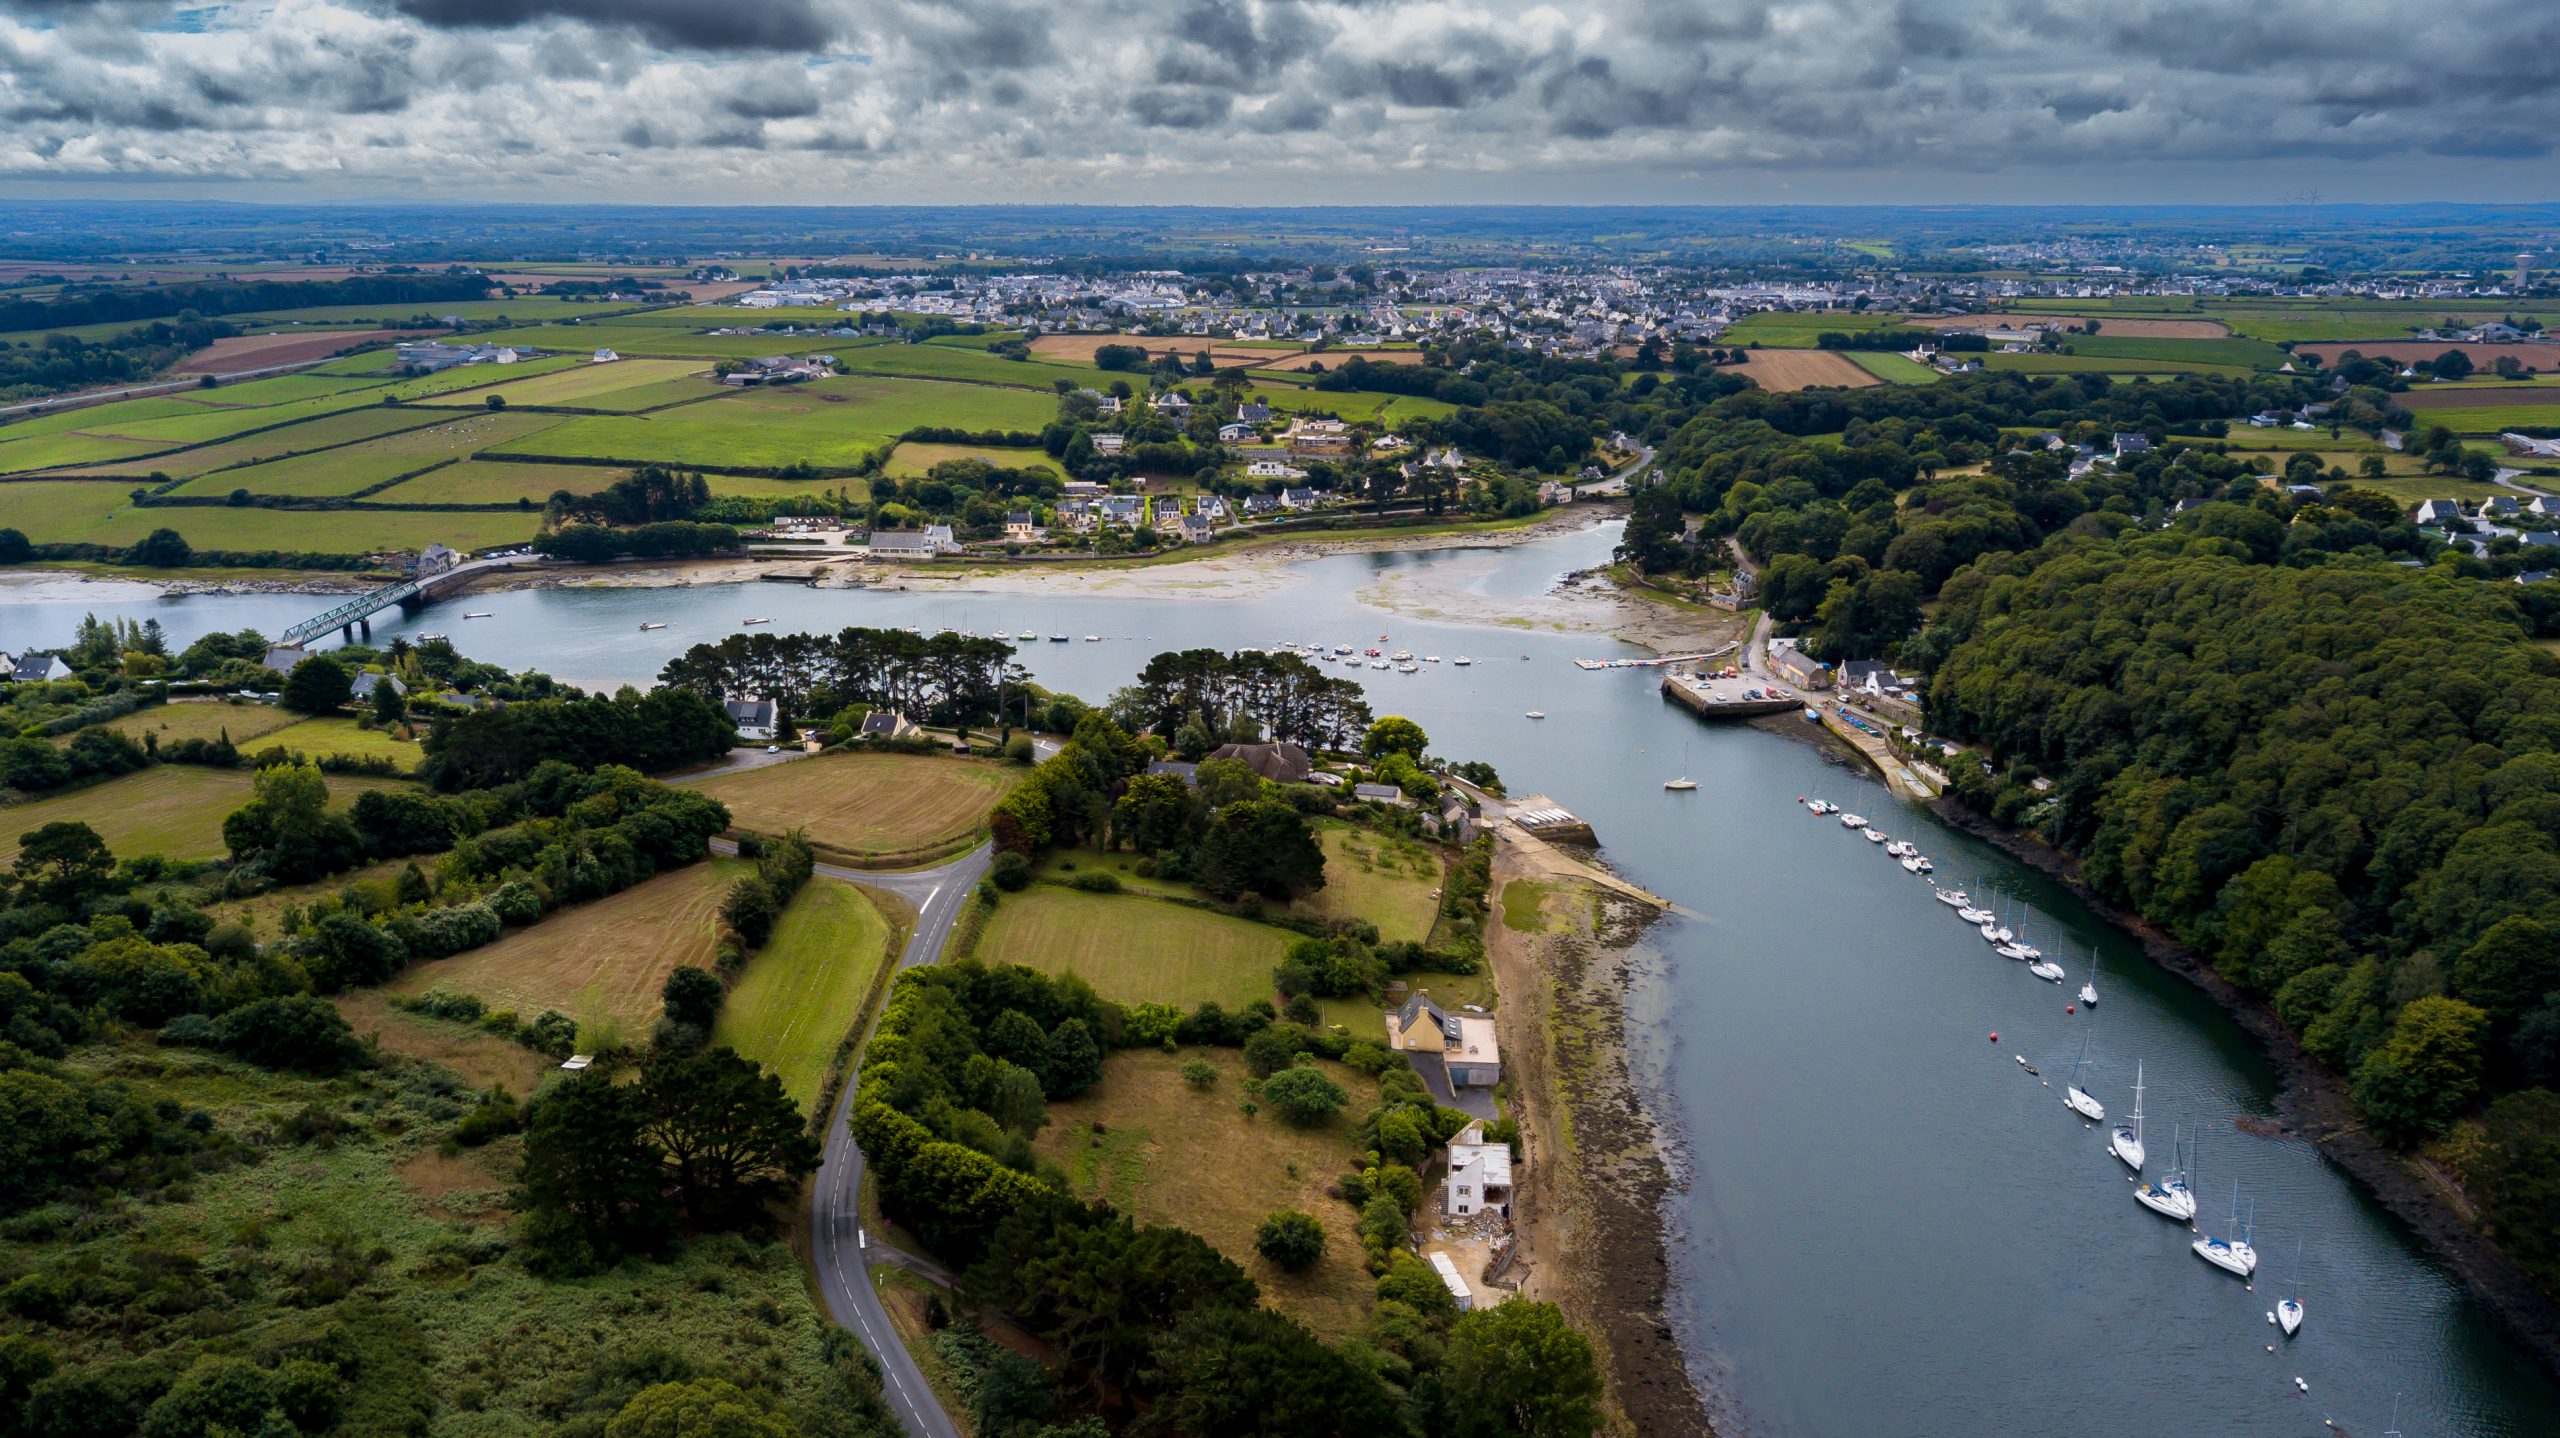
[1453,1014,1499,1067]
[724,699,777,727]
[1146,759,1199,782]
[860,710,912,736]
[349,672,407,698]
[1395,992,1455,1042]
[869,531,935,553]
[1449,1138,1514,1191]
[1205,740,1311,784]
[8,653,67,682]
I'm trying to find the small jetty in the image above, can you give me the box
[1661,670,1802,720]
[1504,798,1597,844]
[1574,646,1731,671]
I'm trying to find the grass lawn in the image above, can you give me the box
[1033,1047,1377,1340]
[711,877,899,1111]
[78,698,300,749]
[1848,352,1944,384]
[2399,400,2560,433]
[1292,823,1443,945]
[694,750,1020,864]
[6,1042,856,1434]
[0,765,412,864]
[254,715,427,768]
[389,857,744,1043]
[973,886,1289,1011]
[374,458,620,504]
[35,405,457,480]
[0,490,543,554]
[885,440,1060,478]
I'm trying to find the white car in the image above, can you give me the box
[764,744,781,754]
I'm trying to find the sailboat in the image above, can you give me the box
[1664,742,1696,791]
[2063,1030,2106,1121]
[2110,1062,2147,1170]
[2192,1183,2258,1278]
[2277,1237,2305,1336]
[2135,1125,2197,1220]
[2079,950,2100,1007]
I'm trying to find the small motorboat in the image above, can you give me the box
[1901,856,1924,874]
[1397,662,1420,673]
[1391,650,1413,661]
[1085,634,1101,642]
[1050,633,1070,642]
[1424,655,1441,663]
[2028,959,2067,983]
[640,622,667,631]
[1863,828,1887,843]
[463,611,494,619]
[1454,656,1473,666]
[1526,710,1546,720]
[1370,660,1390,670]
[1665,777,1696,791]
[1935,888,1969,907]
[1016,630,1036,640]
[2014,1055,2040,1076]
[1839,812,1868,828]
[742,617,770,625]
[1912,856,1933,874]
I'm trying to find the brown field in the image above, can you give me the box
[1028,335,1306,366]
[2298,341,2560,370]
[331,988,554,1096]
[2388,384,2560,409]
[177,329,427,375]
[1254,349,1426,371]
[693,751,1020,865]
[1911,313,2231,339]
[387,858,744,1038]
[1737,349,1884,392]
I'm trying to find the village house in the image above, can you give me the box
[1217,422,1255,443]
[1246,458,1305,479]
[349,672,406,704]
[1237,401,1273,424]
[1061,479,1108,497]
[6,652,72,684]
[2112,432,2153,457]
[2413,498,2465,526]
[1284,417,1353,457]
[1768,643,1832,691]
[860,710,923,742]
[923,524,961,555]
[867,531,938,561]
[1091,433,1126,455]
[724,699,778,741]
[1279,486,1321,511]
[1004,512,1044,541]
[1386,993,1501,1088]
[1205,740,1312,783]
[1177,513,1214,545]
[259,644,307,675]
[1241,492,1281,517]
[1443,1121,1514,1219]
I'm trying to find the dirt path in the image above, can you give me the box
[1491,849,1713,1437]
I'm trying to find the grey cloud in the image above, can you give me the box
[386,0,841,52]
[1128,87,1233,129]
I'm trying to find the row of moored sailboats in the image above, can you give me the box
[1802,793,2312,1341]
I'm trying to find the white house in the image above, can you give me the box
[2413,499,2465,526]
[1004,512,1044,541]
[1218,422,1254,443]
[867,531,938,560]
[1444,1121,1514,1219]
[923,524,961,555]
[6,653,72,684]
[592,348,621,363]
[1247,458,1305,479]
[724,698,777,741]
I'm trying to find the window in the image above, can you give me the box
[1456,1186,1470,1197]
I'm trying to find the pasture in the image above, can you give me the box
[1254,348,1425,372]
[710,877,898,1110]
[82,700,300,749]
[1848,352,1944,385]
[829,343,1119,391]
[0,765,411,865]
[884,440,1059,478]
[1910,314,2233,339]
[167,411,565,497]
[509,376,1057,471]
[1720,311,1914,348]
[1980,353,2258,378]
[1028,335,1288,365]
[388,857,745,1038]
[410,357,714,412]
[1034,1047,1377,1339]
[694,751,1018,864]
[2395,401,2560,433]
[252,716,425,767]
[972,886,1289,1011]
[1735,349,1883,392]
[373,458,619,504]
[0,486,543,553]
[17,403,443,480]
[2054,335,2289,370]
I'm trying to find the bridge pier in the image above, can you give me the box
[359,618,372,639]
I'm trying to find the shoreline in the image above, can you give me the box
[1928,797,2560,1385]
[1490,849,1717,1437]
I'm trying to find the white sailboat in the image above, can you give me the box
[2109,1062,2147,1170]
[2135,1125,2198,1220]
[2063,1030,2107,1121]
[2028,958,2067,982]
[1665,743,1696,791]
[2079,950,2100,1007]
[2192,1184,2258,1278]
[2277,1237,2305,1336]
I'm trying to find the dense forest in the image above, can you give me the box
[0,273,491,334]
[1621,367,2560,1296]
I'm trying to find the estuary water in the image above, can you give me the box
[4,527,2555,1436]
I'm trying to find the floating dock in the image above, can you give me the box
[1660,670,1802,720]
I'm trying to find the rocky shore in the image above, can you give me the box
[1928,797,2560,1386]
[1491,850,1716,1437]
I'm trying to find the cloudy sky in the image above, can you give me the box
[0,0,2550,203]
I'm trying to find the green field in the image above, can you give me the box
[373,458,620,504]
[1294,824,1443,945]
[410,357,715,412]
[510,377,1058,469]
[2056,335,2290,369]
[253,716,427,767]
[0,765,411,864]
[830,343,1119,391]
[167,411,565,497]
[1980,352,2259,378]
[34,405,454,479]
[229,296,661,326]
[1721,311,1915,348]
[711,877,896,1110]
[76,700,301,750]
[2399,399,2560,432]
[0,477,542,552]
[884,440,1060,478]
[467,322,878,361]
[1848,352,1944,385]
[973,886,1288,1011]
[1252,385,1456,424]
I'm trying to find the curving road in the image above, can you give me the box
[803,843,989,1438]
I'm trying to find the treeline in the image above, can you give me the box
[0,271,490,333]
[0,317,237,402]
[550,463,711,526]
[533,520,739,563]
[656,626,1020,730]
[418,687,737,789]
[1106,646,1375,752]
[851,960,1602,1436]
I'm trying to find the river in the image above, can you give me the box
[4,526,2555,1436]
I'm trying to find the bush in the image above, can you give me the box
[1259,1065,1349,1125]
[1254,1210,1327,1272]
[989,851,1031,892]
[1181,1058,1218,1088]
[1067,870,1121,894]
[210,995,371,1075]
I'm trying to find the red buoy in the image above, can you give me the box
[1988,1032,1998,1042]
[2065,1005,2076,1014]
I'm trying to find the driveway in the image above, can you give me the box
[1405,1050,1497,1121]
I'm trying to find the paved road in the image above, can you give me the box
[802,842,989,1438]
[1579,443,1656,496]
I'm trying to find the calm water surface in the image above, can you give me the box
[3,528,2554,1436]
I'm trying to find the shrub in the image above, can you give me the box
[1181,1058,1218,1089]
[1067,871,1121,894]
[1259,1065,1349,1125]
[1254,1210,1327,1272]
[989,851,1031,892]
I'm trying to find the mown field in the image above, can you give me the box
[2396,402,2560,433]
[0,480,545,552]
[508,376,1057,470]
[0,765,412,864]
[1294,823,1444,945]
[1849,351,1944,384]
[254,716,427,767]
[410,357,714,412]
[1034,1047,1377,1339]
[80,699,301,749]
[710,877,898,1110]
[973,886,1288,1011]
[1719,311,1914,348]
[884,440,1059,477]
[830,344,1124,391]
[374,458,619,504]
[693,751,1018,863]
[37,405,459,479]
[1980,353,2259,378]
[389,857,743,1042]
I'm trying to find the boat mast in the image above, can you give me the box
[2131,1062,2145,1149]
